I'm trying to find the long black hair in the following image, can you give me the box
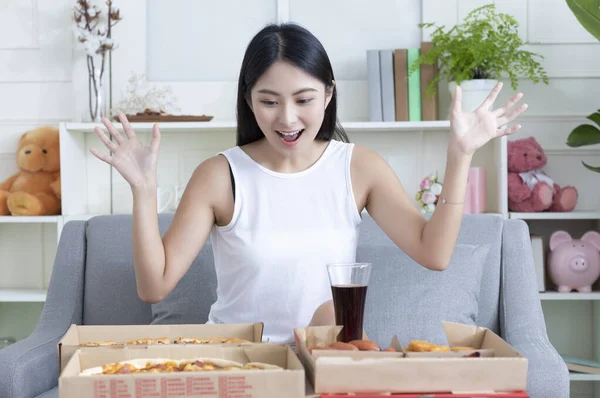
[236,22,349,146]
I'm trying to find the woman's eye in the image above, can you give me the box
[261,100,276,106]
[298,99,313,104]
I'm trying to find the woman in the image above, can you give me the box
[90,23,527,344]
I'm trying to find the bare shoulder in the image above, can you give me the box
[189,155,231,189]
[351,144,386,166]
[351,144,393,184]
[350,144,396,211]
[184,154,234,225]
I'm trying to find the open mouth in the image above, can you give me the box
[276,129,304,144]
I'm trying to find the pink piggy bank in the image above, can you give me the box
[548,230,600,293]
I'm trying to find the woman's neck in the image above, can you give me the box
[243,138,330,174]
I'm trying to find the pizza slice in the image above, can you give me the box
[174,337,211,344]
[126,337,171,345]
[79,357,281,375]
[78,340,119,347]
[179,358,244,371]
[174,337,250,344]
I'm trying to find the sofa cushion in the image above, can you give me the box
[34,387,58,398]
[151,239,218,324]
[361,242,490,348]
[83,215,153,325]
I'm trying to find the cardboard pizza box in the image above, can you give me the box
[294,321,528,395]
[59,343,305,398]
[319,393,529,397]
[58,322,263,372]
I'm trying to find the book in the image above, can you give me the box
[379,49,396,122]
[393,49,408,121]
[420,41,439,121]
[367,49,382,122]
[406,47,421,121]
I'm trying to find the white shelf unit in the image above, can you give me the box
[571,373,600,382]
[0,216,60,224]
[503,117,600,394]
[540,293,600,301]
[0,289,47,302]
[510,211,600,220]
[4,118,600,395]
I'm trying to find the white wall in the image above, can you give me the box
[0,1,599,395]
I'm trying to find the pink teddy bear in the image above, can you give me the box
[507,137,578,212]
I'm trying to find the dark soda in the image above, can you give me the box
[331,284,368,342]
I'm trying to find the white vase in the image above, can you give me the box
[448,79,498,113]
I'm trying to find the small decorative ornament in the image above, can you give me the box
[415,172,443,214]
[110,72,181,119]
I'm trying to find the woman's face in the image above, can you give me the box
[249,60,333,153]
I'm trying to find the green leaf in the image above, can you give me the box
[587,110,600,127]
[411,4,548,95]
[566,0,600,41]
[582,161,600,173]
[566,124,600,147]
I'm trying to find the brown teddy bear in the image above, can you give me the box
[507,136,577,213]
[0,126,61,216]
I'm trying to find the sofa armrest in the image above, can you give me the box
[508,334,570,398]
[0,220,87,398]
[500,219,569,398]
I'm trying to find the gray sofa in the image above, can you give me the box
[0,213,569,398]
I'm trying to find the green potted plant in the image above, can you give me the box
[565,0,600,173]
[410,4,549,112]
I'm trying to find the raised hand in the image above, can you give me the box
[90,112,161,188]
[449,82,527,156]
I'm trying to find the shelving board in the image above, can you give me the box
[569,373,600,381]
[0,216,60,224]
[509,211,600,220]
[0,289,47,302]
[539,292,600,300]
[64,120,452,134]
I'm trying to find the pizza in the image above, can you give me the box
[175,337,250,344]
[79,358,282,375]
[78,340,120,347]
[128,337,171,345]
[78,337,251,347]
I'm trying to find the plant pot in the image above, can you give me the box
[448,79,498,113]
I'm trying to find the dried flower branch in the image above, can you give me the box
[73,0,123,121]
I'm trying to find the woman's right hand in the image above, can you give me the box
[90,112,161,189]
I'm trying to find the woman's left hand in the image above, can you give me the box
[449,82,527,156]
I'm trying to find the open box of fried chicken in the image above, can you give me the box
[294,321,528,395]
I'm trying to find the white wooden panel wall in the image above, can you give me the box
[1,3,600,396]
[0,0,73,341]
[0,0,72,289]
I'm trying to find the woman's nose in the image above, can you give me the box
[278,103,298,126]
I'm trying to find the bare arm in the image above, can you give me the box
[420,148,473,268]
[359,146,452,271]
[362,82,526,271]
[133,156,229,303]
[90,113,230,303]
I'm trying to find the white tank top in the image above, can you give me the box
[207,139,362,343]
